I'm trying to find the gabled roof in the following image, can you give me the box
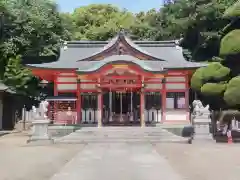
[26,32,206,72]
[80,32,164,61]
[57,37,185,63]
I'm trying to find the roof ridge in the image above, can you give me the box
[66,40,177,45]
[66,41,107,44]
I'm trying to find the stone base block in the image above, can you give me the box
[194,118,211,123]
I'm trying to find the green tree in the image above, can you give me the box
[149,0,236,61]
[70,4,154,41]
[59,12,76,41]
[4,55,39,96]
[191,1,240,110]
[0,0,68,96]
[71,4,133,40]
[2,0,239,98]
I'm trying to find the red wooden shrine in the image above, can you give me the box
[27,32,203,126]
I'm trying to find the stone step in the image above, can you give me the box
[63,132,176,136]
[73,129,168,132]
[75,127,174,132]
[55,138,188,144]
[64,136,172,139]
[74,131,169,134]
[54,126,188,144]
[60,136,180,141]
[61,129,177,138]
[73,131,169,134]
[75,127,170,131]
[68,132,169,136]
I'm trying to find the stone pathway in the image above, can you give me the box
[50,143,183,180]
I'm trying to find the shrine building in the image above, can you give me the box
[26,32,204,127]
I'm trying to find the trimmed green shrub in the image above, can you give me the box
[201,83,227,95]
[220,30,240,56]
[224,76,240,106]
[201,62,230,80]
[191,62,230,91]
[223,0,240,18]
[191,67,204,91]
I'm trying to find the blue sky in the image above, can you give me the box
[56,0,163,13]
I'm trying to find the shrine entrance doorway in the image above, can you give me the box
[97,63,157,126]
[102,90,140,126]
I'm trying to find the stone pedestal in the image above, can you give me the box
[191,101,213,140]
[193,113,212,139]
[194,115,211,124]
[27,119,53,145]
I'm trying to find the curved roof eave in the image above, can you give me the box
[76,57,166,74]
[77,68,167,74]
[164,62,207,70]
[25,63,77,71]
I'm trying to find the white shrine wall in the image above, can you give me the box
[166,76,186,82]
[80,79,96,90]
[164,75,189,123]
[56,73,77,91]
[166,76,186,90]
[164,110,189,122]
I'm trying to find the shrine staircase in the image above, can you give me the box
[54,127,188,144]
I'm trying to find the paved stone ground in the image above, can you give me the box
[0,132,84,180]
[155,142,240,180]
[50,143,183,180]
[1,132,240,180]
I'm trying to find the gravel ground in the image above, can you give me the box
[0,132,85,180]
[154,142,240,180]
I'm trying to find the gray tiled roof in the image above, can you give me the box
[77,55,165,73]
[27,33,206,72]
[76,55,205,73]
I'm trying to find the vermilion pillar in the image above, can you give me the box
[161,78,166,123]
[140,76,145,127]
[185,74,190,122]
[76,79,81,124]
[97,90,103,127]
[97,78,103,127]
[140,91,145,127]
[53,73,58,123]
